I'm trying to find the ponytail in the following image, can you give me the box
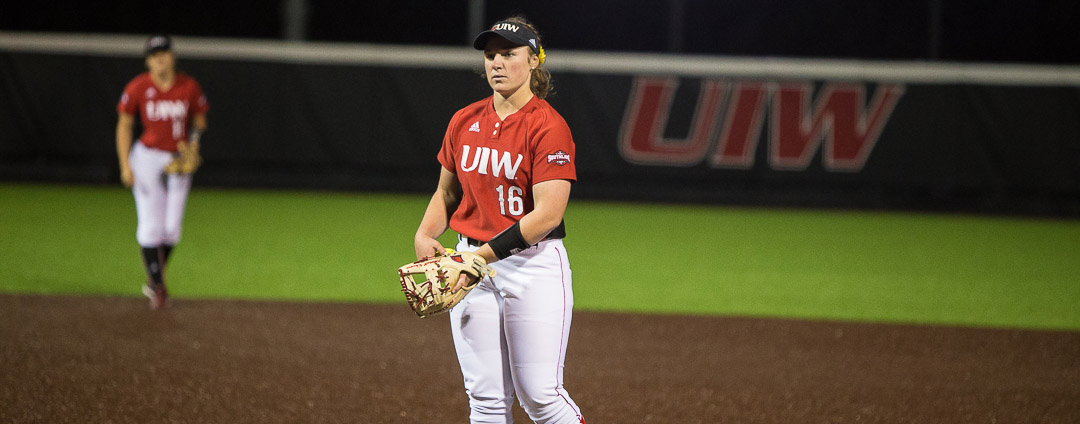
[530,66,553,99]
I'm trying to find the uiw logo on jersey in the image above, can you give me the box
[619,77,905,172]
[145,100,189,122]
[460,145,523,179]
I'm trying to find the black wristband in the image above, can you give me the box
[488,222,530,260]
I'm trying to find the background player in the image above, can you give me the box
[413,16,585,424]
[116,34,209,310]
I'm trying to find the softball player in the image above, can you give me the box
[413,16,584,424]
[116,35,208,310]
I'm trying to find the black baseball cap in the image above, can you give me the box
[144,34,172,56]
[472,21,540,54]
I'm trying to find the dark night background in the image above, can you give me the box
[3,0,1079,64]
[3,0,1079,217]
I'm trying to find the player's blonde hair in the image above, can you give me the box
[501,15,554,99]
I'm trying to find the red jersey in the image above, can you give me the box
[117,72,208,152]
[439,95,577,241]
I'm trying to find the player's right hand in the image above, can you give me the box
[414,235,446,260]
[120,167,134,188]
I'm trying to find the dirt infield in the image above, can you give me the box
[1,294,1078,423]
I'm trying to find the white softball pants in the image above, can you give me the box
[130,142,192,247]
[451,237,584,424]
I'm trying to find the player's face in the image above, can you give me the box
[484,38,538,97]
[145,50,176,75]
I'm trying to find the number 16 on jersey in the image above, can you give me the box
[496,185,524,216]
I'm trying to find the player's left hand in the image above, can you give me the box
[164,140,202,174]
[452,273,479,293]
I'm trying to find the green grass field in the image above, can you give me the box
[2,183,1078,330]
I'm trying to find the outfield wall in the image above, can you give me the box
[2,32,1079,216]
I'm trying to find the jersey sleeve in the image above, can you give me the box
[531,112,577,184]
[117,80,139,115]
[437,111,462,173]
[190,80,209,115]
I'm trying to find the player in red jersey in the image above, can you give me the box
[413,16,585,424]
[116,35,208,310]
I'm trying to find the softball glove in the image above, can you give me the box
[398,249,495,318]
[164,140,202,174]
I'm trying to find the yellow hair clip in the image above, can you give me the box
[538,47,546,65]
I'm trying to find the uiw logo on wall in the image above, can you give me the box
[618,77,905,171]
